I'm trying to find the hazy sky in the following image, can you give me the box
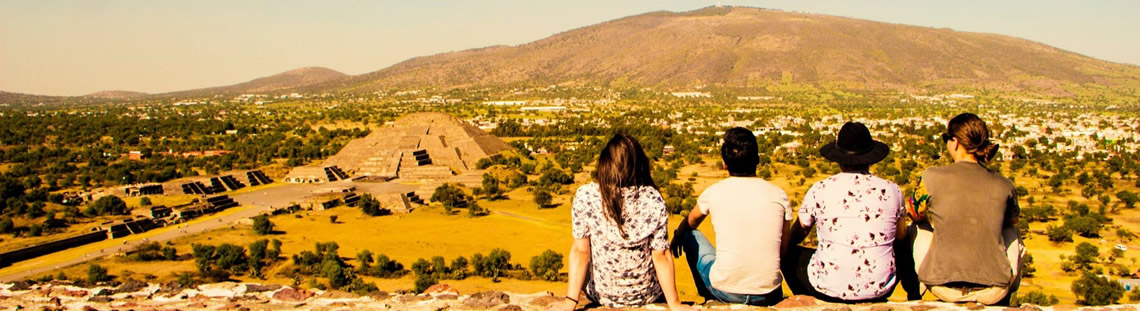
[2,0,1137,96]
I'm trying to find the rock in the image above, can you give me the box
[224,302,242,309]
[424,283,460,297]
[908,304,938,311]
[498,304,524,311]
[870,305,894,311]
[88,296,113,303]
[92,288,111,296]
[464,291,511,308]
[367,291,391,300]
[244,284,283,293]
[773,295,817,308]
[528,295,562,308]
[396,295,431,303]
[114,279,148,294]
[319,290,358,298]
[48,296,61,306]
[82,306,98,311]
[1009,306,1043,311]
[1053,304,1079,311]
[271,287,314,302]
[964,302,985,310]
[55,288,89,297]
[823,306,853,311]
[436,294,459,300]
[8,281,31,291]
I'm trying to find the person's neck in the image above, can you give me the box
[729,173,757,178]
[839,165,870,173]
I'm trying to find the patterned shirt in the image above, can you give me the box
[799,172,903,300]
[571,182,669,307]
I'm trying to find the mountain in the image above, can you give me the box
[84,90,148,99]
[162,67,348,97]
[0,91,67,105]
[322,6,1140,95]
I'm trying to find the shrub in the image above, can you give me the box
[414,273,437,293]
[1013,290,1059,306]
[0,217,12,234]
[1047,224,1073,242]
[533,188,552,208]
[1021,253,1036,277]
[529,250,564,281]
[252,214,274,235]
[1071,272,1124,305]
[1065,215,1102,238]
[1073,242,1099,271]
[139,197,151,206]
[87,195,128,216]
[87,264,110,283]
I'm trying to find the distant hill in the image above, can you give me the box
[160,67,348,97]
[319,6,1140,95]
[84,90,148,99]
[0,91,67,106]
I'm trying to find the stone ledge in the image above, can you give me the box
[0,282,1131,311]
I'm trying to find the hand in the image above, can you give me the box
[670,229,685,258]
[547,298,577,311]
[668,303,699,311]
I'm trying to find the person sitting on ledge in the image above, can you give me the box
[551,134,694,311]
[782,122,904,303]
[898,112,1024,305]
[670,127,789,306]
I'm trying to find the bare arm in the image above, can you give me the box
[676,205,707,232]
[652,249,694,311]
[782,218,803,256]
[551,238,591,311]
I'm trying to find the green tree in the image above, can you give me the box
[533,188,553,208]
[87,195,128,216]
[1065,216,1102,238]
[1013,290,1059,306]
[1021,253,1036,277]
[252,214,274,235]
[529,249,564,281]
[139,197,152,206]
[1047,224,1073,242]
[1071,272,1124,305]
[481,173,503,200]
[0,217,12,234]
[1117,191,1139,209]
[1073,242,1099,271]
[87,264,110,284]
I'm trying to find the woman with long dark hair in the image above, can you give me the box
[550,134,692,310]
[901,113,1024,305]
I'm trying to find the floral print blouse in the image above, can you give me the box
[799,172,904,300]
[571,182,669,307]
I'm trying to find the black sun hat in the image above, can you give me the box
[819,122,890,166]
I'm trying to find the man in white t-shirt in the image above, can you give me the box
[670,127,792,306]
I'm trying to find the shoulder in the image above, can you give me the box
[868,175,902,191]
[575,182,599,195]
[988,171,1016,191]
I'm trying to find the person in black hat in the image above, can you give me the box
[782,122,905,303]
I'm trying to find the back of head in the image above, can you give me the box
[947,113,999,163]
[721,127,760,176]
[595,134,655,236]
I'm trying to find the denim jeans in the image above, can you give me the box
[674,230,783,306]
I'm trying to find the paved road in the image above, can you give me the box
[0,180,417,282]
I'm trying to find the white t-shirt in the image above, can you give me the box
[697,177,792,294]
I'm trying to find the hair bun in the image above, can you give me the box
[974,140,999,163]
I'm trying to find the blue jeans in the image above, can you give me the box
[675,230,783,306]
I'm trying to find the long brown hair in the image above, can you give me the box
[946,113,999,163]
[595,134,656,237]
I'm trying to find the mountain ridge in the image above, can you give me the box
[314,6,1140,96]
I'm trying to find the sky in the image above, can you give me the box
[2,0,1138,96]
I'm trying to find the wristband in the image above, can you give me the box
[564,296,579,304]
